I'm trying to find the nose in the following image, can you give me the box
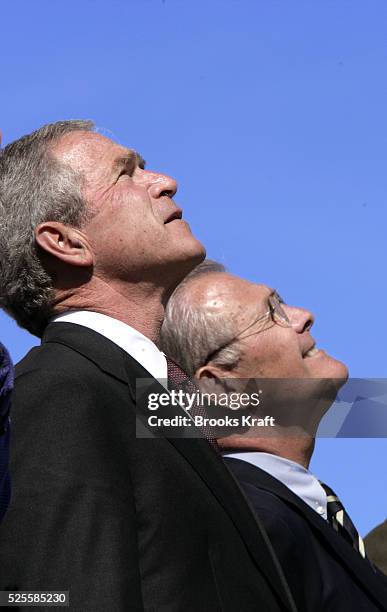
[147,171,178,199]
[284,304,314,334]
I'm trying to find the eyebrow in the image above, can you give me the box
[113,150,146,173]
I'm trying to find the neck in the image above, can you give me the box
[221,435,315,469]
[52,276,171,343]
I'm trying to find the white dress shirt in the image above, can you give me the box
[226,451,328,519]
[52,310,168,382]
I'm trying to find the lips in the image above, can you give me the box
[165,209,183,223]
[302,339,320,358]
[304,346,320,358]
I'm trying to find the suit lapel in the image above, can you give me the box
[227,458,387,608]
[41,323,297,612]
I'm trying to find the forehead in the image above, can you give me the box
[51,131,139,176]
[192,273,270,314]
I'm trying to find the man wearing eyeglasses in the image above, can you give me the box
[159,260,387,612]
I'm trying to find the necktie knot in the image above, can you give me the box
[320,482,344,517]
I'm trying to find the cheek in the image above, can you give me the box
[253,333,307,377]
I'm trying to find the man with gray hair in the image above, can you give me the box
[0,123,296,611]
[160,261,387,611]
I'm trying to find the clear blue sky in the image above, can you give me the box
[1,0,386,535]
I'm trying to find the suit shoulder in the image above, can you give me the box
[13,341,120,424]
[15,341,116,404]
[241,480,299,523]
[12,342,132,447]
[16,341,95,378]
[226,460,313,535]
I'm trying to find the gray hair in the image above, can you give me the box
[159,260,242,376]
[0,119,95,337]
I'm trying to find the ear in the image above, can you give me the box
[195,363,239,381]
[35,221,94,267]
[195,363,224,381]
[194,365,228,398]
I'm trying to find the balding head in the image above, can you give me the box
[161,259,347,381]
[186,271,272,331]
[160,261,245,376]
[160,263,281,377]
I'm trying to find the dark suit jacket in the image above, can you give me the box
[226,457,387,612]
[0,342,12,524]
[0,323,296,612]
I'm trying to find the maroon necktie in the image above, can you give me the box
[166,357,219,451]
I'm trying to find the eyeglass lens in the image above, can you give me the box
[269,292,291,326]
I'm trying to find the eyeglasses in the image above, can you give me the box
[203,290,291,365]
[247,290,291,332]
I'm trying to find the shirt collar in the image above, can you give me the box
[225,451,327,519]
[51,310,167,382]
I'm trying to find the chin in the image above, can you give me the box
[309,353,349,385]
[178,237,206,267]
[305,364,348,414]
[325,354,349,381]
[163,244,206,290]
